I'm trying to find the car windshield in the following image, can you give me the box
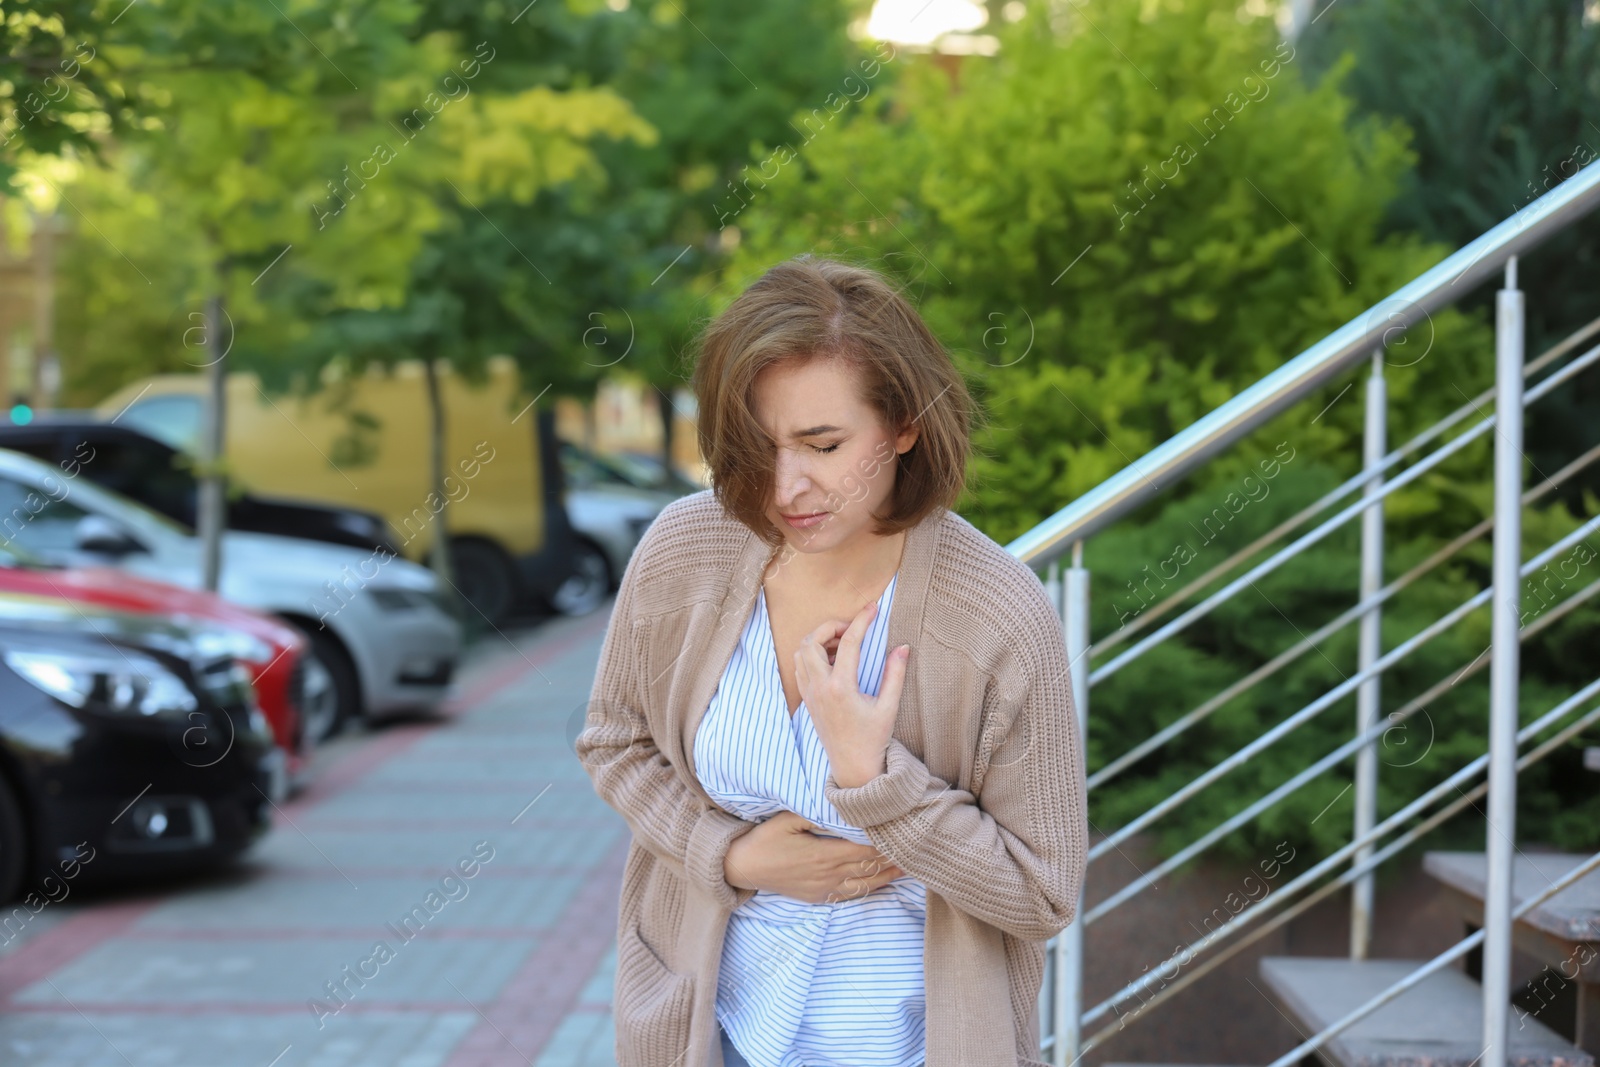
[603,452,668,488]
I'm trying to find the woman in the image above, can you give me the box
[577,255,1087,1067]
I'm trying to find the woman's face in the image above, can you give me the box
[750,356,919,556]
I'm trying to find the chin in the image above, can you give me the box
[773,513,873,555]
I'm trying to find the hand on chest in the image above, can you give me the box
[763,572,910,790]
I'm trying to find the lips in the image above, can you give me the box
[779,510,829,530]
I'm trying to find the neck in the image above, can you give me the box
[771,526,906,598]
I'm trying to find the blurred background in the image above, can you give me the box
[0,0,1597,1064]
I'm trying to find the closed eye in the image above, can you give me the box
[811,442,841,454]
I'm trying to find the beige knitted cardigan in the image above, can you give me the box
[577,490,1088,1067]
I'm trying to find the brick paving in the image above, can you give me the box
[0,607,629,1067]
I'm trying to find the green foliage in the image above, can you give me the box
[44,0,654,404]
[0,1,130,179]
[1300,0,1600,507]
[718,0,1598,864]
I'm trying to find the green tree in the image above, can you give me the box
[0,0,131,180]
[716,0,1599,860]
[1300,0,1600,507]
[42,0,653,596]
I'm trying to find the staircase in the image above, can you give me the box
[1011,159,1600,1067]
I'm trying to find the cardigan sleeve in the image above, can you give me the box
[823,587,1088,942]
[575,540,758,913]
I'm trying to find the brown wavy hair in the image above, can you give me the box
[692,255,973,546]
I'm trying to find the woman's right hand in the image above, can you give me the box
[723,810,904,904]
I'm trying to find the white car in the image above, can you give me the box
[557,443,688,614]
[0,449,461,742]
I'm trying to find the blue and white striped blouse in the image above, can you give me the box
[694,572,927,1067]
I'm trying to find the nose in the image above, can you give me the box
[773,446,812,509]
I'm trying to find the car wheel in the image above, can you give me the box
[548,540,611,616]
[303,631,359,743]
[298,651,339,748]
[450,538,517,624]
[0,774,27,903]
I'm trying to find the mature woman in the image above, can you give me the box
[577,255,1087,1067]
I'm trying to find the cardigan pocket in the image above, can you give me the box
[615,915,695,1067]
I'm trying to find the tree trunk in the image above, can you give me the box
[421,358,459,615]
[656,385,675,482]
[197,290,227,592]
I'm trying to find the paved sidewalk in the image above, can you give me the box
[0,607,629,1067]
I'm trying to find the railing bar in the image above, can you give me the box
[1080,674,1600,1025]
[1089,420,1490,685]
[1086,691,1428,922]
[1092,315,1600,658]
[1525,311,1600,381]
[1525,339,1600,404]
[1089,339,1600,687]
[1088,512,1600,859]
[1262,847,1600,1067]
[1076,697,1600,1056]
[1086,441,1600,789]
[1086,571,1600,919]
[1010,163,1600,566]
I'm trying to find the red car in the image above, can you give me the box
[0,546,318,792]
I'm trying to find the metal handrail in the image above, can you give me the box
[1088,511,1600,864]
[1089,339,1600,686]
[1079,674,1600,1028]
[1088,511,1600,861]
[1084,568,1600,923]
[1263,846,1600,1067]
[1090,312,1600,658]
[1068,695,1600,1056]
[1086,439,1600,790]
[1008,161,1600,566]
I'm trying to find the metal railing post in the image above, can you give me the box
[1482,255,1524,1067]
[1045,559,1063,618]
[1352,351,1386,959]
[1054,541,1090,1067]
[1040,558,1062,1052]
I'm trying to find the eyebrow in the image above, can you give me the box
[792,424,844,437]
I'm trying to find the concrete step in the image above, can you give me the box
[1258,957,1593,1067]
[1424,851,1600,943]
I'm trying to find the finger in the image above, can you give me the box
[868,866,903,890]
[802,619,851,675]
[771,810,809,831]
[824,840,888,864]
[794,624,844,697]
[875,643,911,715]
[832,601,877,685]
[834,873,870,901]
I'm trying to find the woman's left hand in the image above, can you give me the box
[795,601,910,789]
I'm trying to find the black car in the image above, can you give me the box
[0,416,398,555]
[0,606,277,901]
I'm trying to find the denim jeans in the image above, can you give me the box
[719,1025,753,1067]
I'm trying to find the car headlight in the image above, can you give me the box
[5,647,199,718]
[192,628,275,665]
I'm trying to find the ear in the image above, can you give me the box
[893,422,919,455]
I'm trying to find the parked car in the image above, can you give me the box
[558,441,688,610]
[0,448,461,742]
[0,539,325,784]
[607,450,705,496]
[0,417,397,555]
[0,606,277,900]
[96,359,591,622]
